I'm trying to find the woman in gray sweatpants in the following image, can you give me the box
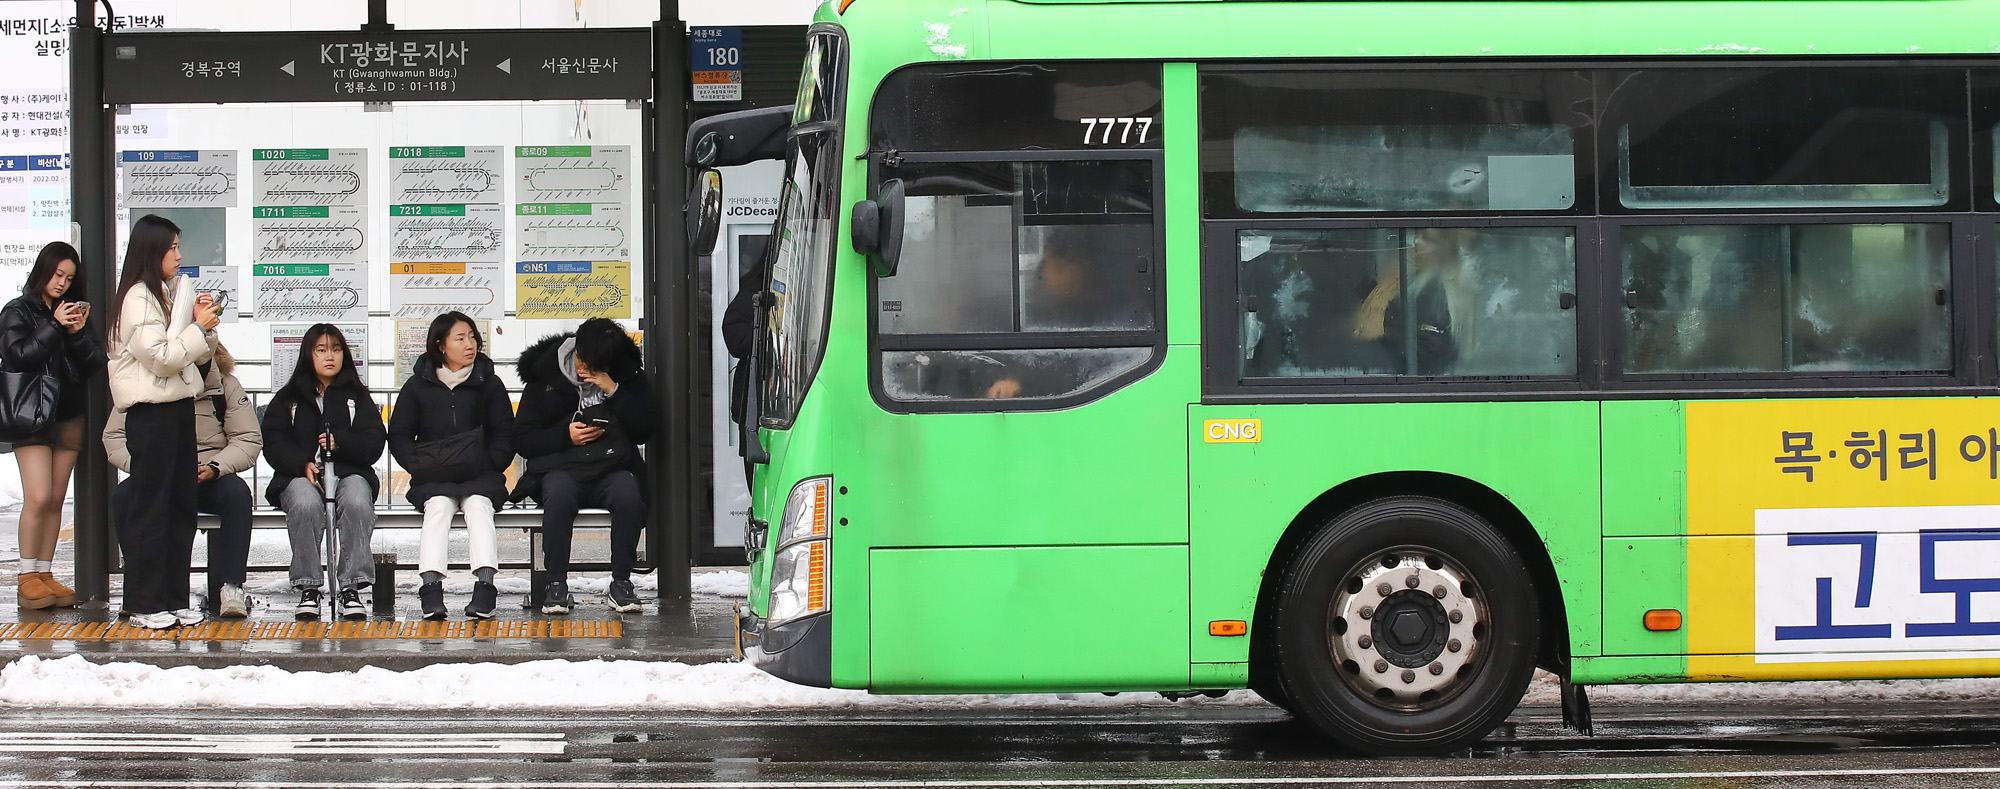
[260,324,385,621]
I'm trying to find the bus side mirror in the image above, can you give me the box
[689,168,723,257]
[851,178,906,277]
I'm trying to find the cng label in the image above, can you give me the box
[1204,419,1261,444]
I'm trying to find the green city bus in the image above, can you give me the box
[696,0,2000,755]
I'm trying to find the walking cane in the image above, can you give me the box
[319,433,343,616]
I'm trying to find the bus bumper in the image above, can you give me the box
[738,604,832,688]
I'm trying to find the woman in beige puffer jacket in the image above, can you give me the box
[104,214,221,629]
[105,343,261,617]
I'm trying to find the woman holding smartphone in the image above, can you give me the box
[0,241,105,608]
[105,214,221,629]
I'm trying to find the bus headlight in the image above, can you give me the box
[767,539,827,626]
[768,476,831,626]
[777,477,831,545]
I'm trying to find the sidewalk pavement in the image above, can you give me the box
[0,505,743,672]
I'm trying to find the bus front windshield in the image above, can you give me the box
[760,26,846,429]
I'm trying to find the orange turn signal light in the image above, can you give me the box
[1209,620,1248,637]
[839,0,859,11]
[1643,609,1683,632]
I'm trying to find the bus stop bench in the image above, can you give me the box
[194,507,638,607]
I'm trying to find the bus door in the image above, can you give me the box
[851,62,1189,691]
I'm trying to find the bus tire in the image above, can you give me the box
[1271,495,1539,755]
[1248,656,1299,715]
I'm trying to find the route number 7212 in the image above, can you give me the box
[1080,117,1154,145]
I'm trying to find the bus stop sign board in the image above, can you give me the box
[104,28,653,104]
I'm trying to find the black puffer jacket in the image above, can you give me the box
[261,376,387,507]
[387,352,514,509]
[511,326,652,504]
[0,296,105,421]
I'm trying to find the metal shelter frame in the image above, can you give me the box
[65,0,695,606]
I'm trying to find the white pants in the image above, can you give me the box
[417,495,497,575]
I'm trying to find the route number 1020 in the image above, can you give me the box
[1080,117,1154,145]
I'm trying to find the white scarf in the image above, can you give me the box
[436,362,473,390]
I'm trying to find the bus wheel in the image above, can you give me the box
[1272,496,1539,755]
[1248,643,1300,715]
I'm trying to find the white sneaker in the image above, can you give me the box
[171,607,205,626]
[218,584,248,618]
[126,611,177,629]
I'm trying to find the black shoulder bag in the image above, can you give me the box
[0,344,59,441]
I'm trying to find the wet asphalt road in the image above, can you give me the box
[0,702,1996,787]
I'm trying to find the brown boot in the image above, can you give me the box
[35,573,75,607]
[16,573,54,610]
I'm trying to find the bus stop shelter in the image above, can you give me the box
[64,0,700,606]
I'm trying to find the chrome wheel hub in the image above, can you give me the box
[1329,548,1485,709]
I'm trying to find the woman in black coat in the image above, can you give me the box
[387,311,514,620]
[262,323,385,621]
[1,241,104,609]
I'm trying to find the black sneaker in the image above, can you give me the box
[419,582,447,621]
[540,581,574,615]
[336,587,367,620]
[465,581,497,619]
[294,588,323,621]
[608,579,642,613]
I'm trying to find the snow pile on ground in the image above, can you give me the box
[10,652,2000,711]
[689,569,750,598]
[0,655,1261,710]
[6,653,2000,710]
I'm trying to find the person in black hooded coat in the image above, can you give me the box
[387,312,514,620]
[512,317,653,614]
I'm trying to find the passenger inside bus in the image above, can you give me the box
[1238,225,1576,380]
[1240,228,1475,377]
[910,225,1149,400]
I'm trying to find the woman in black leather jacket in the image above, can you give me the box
[1,241,105,609]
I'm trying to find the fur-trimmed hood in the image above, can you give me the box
[210,341,235,374]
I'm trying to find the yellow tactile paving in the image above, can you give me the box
[549,620,619,639]
[101,623,175,640]
[328,620,403,639]
[0,619,621,641]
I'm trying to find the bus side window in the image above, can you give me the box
[875,160,1161,406]
[1621,224,1951,374]
[1237,227,1576,379]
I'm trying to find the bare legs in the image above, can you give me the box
[15,445,75,567]
[17,441,78,596]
